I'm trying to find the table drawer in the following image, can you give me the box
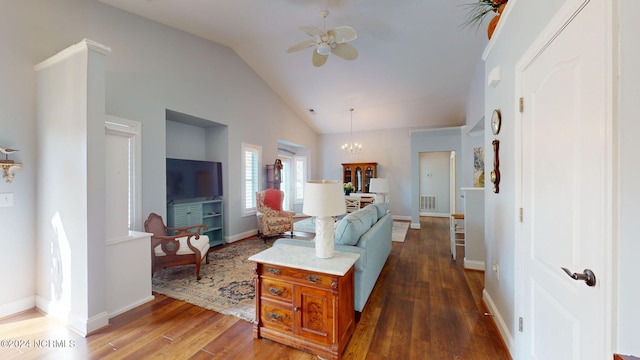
[261,278,292,302]
[262,264,335,287]
[261,302,293,332]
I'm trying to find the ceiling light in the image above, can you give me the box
[341,108,362,154]
[316,43,331,56]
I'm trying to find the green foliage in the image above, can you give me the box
[460,0,502,31]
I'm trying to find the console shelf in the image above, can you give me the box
[167,199,225,248]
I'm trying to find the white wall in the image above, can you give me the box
[481,0,566,350]
[321,127,413,219]
[34,40,109,335]
[482,0,640,356]
[0,0,318,318]
[461,58,487,189]
[419,152,451,214]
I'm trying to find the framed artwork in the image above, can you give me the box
[474,146,485,188]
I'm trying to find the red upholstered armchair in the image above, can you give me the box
[256,189,295,239]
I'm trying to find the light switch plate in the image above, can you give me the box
[0,193,14,207]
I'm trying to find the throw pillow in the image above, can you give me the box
[335,207,376,246]
[373,202,389,219]
[263,188,282,211]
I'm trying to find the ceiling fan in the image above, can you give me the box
[286,10,358,67]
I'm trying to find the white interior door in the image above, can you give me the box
[518,1,610,359]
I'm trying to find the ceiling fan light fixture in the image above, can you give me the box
[287,9,357,67]
[316,43,331,55]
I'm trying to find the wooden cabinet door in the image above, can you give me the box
[295,285,333,346]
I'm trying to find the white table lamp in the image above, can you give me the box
[369,178,390,203]
[303,180,346,258]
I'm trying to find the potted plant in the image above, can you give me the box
[343,182,354,195]
[461,0,508,39]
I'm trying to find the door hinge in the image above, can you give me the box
[519,97,524,113]
[519,208,524,222]
[519,317,524,332]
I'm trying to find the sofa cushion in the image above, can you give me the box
[373,202,389,219]
[334,205,377,245]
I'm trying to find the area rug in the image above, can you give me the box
[152,237,274,323]
[392,221,410,242]
[294,217,410,242]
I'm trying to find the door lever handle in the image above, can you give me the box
[561,267,596,287]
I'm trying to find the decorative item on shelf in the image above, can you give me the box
[341,108,362,154]
[460,0,508,39]
[369,178,390,203]
[303,180,346,258]
[343,182,354,195]
[0,147,22,183]
[491,140,501,193]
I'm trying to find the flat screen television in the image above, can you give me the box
[166,158,223,203]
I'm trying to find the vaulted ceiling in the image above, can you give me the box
[99,0,488,134]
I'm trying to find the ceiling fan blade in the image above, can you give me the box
[331,43,358,61]
[312,51,328,67]
[328,26,357,43]
[287,39,316,53]
[299,25,325,37]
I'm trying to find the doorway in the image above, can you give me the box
[418,151,456,216]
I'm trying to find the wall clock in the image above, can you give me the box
[491,109,502,135]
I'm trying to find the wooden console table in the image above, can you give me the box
[249,245,359,360]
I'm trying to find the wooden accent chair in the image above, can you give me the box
[256,189,295,239]
[144,213,210,280]
[345,196,361,213]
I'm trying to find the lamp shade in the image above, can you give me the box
[369,178,389,193]
[303,180,346,217]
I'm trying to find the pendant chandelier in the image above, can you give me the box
[341,108,362,154]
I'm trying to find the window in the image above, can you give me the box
[294,156,307,203]
[105,116,142,232]
[277,154,307,210]
[242,143,261,216]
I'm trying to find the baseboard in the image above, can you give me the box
[418,212,450,218]
[410,222,421,229]
[35,296,109,337]
[483,289,515,357]
[464,259,485,271]
[108,295,155,319]
[0,296,36,319]
[392,215,411,221]
[226,228,258,243]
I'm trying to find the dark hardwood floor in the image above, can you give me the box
[0,217,510,359]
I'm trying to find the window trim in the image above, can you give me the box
[241,143,262,217]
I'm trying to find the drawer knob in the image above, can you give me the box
[268,287,282,296]
[267,268,281,275]
[306,275,320,283]
[294,307,300,312]
[269,312,282,320]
